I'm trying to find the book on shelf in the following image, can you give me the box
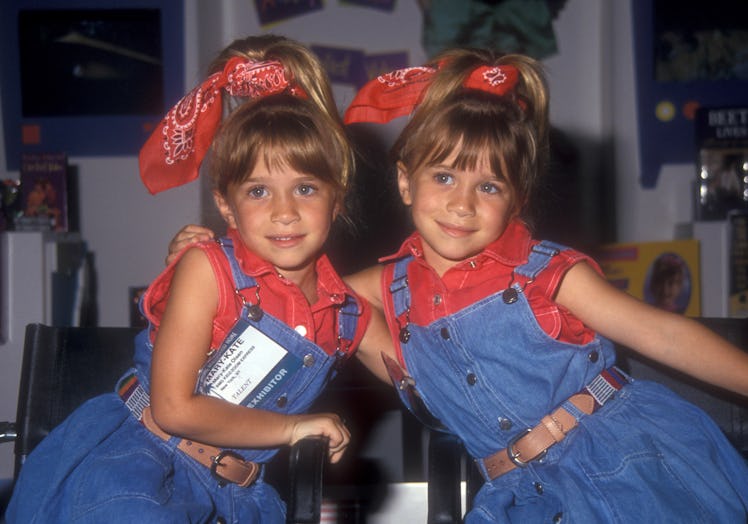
[15,152,69,232]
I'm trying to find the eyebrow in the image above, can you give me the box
[431,163,504,181]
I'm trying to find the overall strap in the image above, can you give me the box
[219,236,258,291]
[389,255,414,319]
[514,240,567,280]
[220,236,360,357]
[336,293,363,357]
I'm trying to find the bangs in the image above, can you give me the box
[212,94,347,196]
[418,117,509,179]
[251,117,341,185]
[400,92,537,204]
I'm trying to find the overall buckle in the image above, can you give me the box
[210,449,253,487]
[506,428,547,467]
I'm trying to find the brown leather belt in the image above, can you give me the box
[480,367,628,480]
[141,407,259,487]
[118,373,259,487]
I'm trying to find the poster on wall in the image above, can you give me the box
[0,0,185,172]
[694,106,748,221]
[341,0,395,11]
[632,0,748,188]
[596,239,701,317]
[311,45,409,88]
[254,0,323,26]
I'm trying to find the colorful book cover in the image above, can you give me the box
[694,106,748,221]
[17,152,68,232]
[595,239,701,317]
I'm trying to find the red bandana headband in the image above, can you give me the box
[139,57,305,194]
[343,63,519,125]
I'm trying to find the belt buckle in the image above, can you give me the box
[506,428,547,468]
[210,449,247,486]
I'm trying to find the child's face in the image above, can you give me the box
[214,161,339,282]
[398,150,515,276]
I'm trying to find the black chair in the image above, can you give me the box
[425,317,748,523]
[0,323,328,524]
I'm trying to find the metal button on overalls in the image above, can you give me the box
[498,417,513,430]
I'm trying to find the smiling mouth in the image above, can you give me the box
[268,234,305,246]
[437,221,475,237]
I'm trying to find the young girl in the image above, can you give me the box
[6,36,390,523]
[342,48,748,522]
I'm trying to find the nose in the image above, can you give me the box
[271,194,300,224]
[446,186,476,217]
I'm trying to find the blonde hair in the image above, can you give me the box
[393,48,549,220]
[208,35,354,193]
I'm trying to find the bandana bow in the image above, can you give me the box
[344,64,519,125]
[139,57,304,194]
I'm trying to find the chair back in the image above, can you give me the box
[13,323,139,476]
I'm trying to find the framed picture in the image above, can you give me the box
[0,0,184,171]
[631,0,748,188]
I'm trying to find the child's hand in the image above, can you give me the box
[166,225,215,265]
[289,413,351,463]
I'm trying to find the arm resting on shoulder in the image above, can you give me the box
[165,224,215,266]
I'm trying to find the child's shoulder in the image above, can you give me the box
[343,265,384,309]
[528,240,603,296]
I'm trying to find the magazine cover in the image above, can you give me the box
[16,152,68,231]
[694,106,748,221]
[595,239,701,317]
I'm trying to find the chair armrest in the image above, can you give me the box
[427,430,463,524]
[0,422,17,444]
[286,436,329,524]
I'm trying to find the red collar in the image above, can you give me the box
[379,219,534,269]
[227,228,350,305]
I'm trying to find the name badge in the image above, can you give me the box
[196,318,302,407]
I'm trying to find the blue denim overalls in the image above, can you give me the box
[6,238,361,524]
[386,241,748,523]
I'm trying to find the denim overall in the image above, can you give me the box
[387,241,748,523]
[7,238,361,524]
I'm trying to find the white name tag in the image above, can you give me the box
[197,319,302,407]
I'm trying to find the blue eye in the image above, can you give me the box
[479,182,499,194]
[296,184,317,196]
[434,173,454,185]
[248,186,267,198]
